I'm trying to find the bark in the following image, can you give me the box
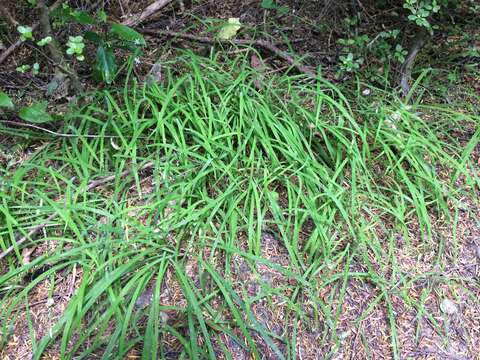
[400,27,428,97]
[37,0,83,94]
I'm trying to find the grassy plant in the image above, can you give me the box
[0,52,478,359]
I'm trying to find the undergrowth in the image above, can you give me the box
[0,52,479,359]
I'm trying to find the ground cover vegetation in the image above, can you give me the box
[0,0,479,358]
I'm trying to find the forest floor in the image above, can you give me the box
[1,1,480,359]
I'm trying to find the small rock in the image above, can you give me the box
[146,62,162,85]
[135,289,153,309]
[46,73,70,100]
[362,88,372,96]
[474,245,480,260]
[160,312,169,324]
[339,330,351,340]
[440,298,458,315]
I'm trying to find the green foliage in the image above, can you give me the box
[84,23,146,84]
[66,36,85,61]
[36,36,52,47]
[0,90,14,109]
[96,10,108,23]
[342,13,361,28]
[217,18,242,40]
[32,62,40,75]
[51,3,95,27]
[338,52,364,74]
[110,23,145,45]
[18,101,52,123]
[260,0,289,14]
[15,64,31,73]
[403,0,443,31]
[94,45,118,84]
[0,54,478,358]
[338,34,370,49]
[17,25,33,41]
[71,10,96,25]
[393,44,408,63]
[333,0,451,77]
[336,19,406,77]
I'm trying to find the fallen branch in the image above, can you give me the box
[123,0,175,26]
[0,0,63,65]
[0,5,19,27]
[140,29,317,77]
[400,27,427,97]
[0,162,154,260]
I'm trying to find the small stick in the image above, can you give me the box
[122,0,175,26]
[86,162,153,191]
[140,29,317,77]
[0,162,154,260]
[0,119,130,138]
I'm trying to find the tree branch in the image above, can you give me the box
[141,29,317,77]
[400,27,427,97]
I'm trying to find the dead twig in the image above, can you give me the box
[0,213,58,261]
[122,0,175,26]
[0,119,116,138]
[0,119,153,139]
[140,29,317,77]
[0,0,63,66]
[0,162,154,260]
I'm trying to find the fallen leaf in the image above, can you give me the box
[217,18,241,40]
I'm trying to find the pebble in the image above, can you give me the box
[474,245,480,260]
[440,298,458,315]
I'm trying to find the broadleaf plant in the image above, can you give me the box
[94,45,118,84]
[19,101,53,123]
[110,23,145,45]
[0,90,14,109]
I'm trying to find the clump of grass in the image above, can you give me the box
[0,52,478,359]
